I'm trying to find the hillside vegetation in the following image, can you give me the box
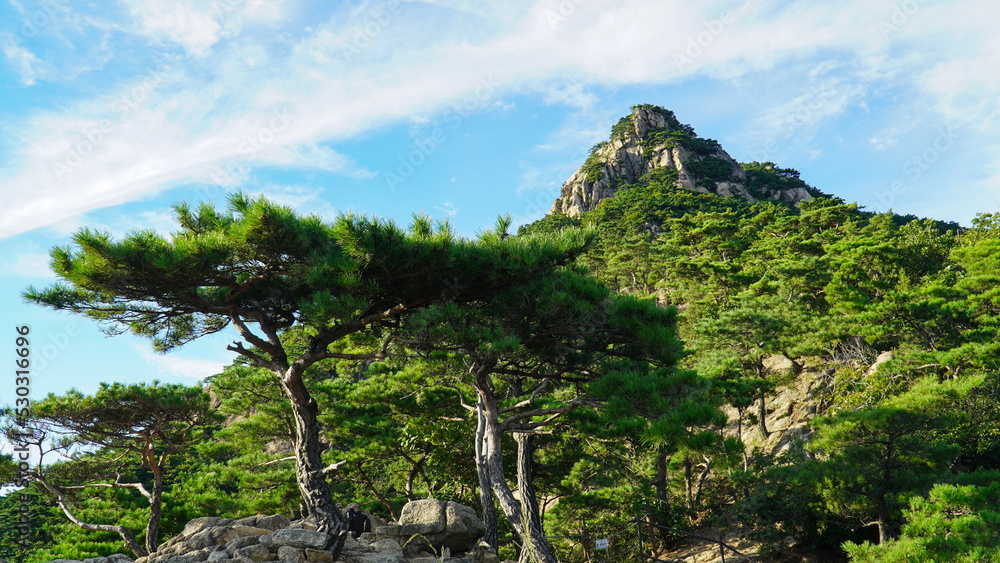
[3,106,999,563]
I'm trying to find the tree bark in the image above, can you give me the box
[654,446,668,505]
[514,432,549,563]
[683,455,694,511]
[474,364,556,563]
[736,407,749,472]
[757,393,769,437]
[282,367,347,557]
[403,450,428,502]
[146,458,164,554]
[477,400,499,553]
[877,513,889,545]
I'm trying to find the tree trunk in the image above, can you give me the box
[683,455,694,511]
[694,456,711,507]
[514,432,547,563]
[877,515,889,545]
[405,467,417,501]
[474,364,556,563]
[736,407,749,472]
[876,437,895,545]
[404,451,428,502]
[282,367,347,557]
[757,393,769,437]
[654,445,668,505]
[477,400,499,553]
[146,460,164,554]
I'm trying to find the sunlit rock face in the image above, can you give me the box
[550,105,814,217]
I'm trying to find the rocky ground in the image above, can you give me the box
[43,500,497,563]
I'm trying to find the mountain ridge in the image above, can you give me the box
[549,104,823,217]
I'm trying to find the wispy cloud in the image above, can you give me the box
[2,35,42,85]
[121,0,288,57]
[1,251,53,278]
[132,343,225,380]
[124,0,223,56]
[1,0,998,238]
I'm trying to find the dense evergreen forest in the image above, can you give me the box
[3,107,999,563]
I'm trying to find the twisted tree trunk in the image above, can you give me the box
[476,401,500,552]
[474,363,556,563]
[282,367,348,558]
[514,432,549,563]
[146,458,164,554]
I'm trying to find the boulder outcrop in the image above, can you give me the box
[375,499,486,555]
[42,501,489,563]
[550,105,816,217]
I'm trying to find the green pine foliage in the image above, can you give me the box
[0,486,54,563]
[524,124,1000,559]
[9,107,1000,561]
[741,161,826,200]
[844,473,1000,562]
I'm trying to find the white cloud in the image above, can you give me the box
[403,0,533,23]
[122,0,288,57]
[869,135,897,151]
[248,184,341,221]
[433,201,458,217]
[918,37,1000,133]
[753,79,867,141]
[133,343,225,380]
[2,0,999,239]
[124,0,222,56]
[3,36,42,85]
[1,251,54,278]
[542,82,597,109]
[869,122,919,152]
[510,159,567,228]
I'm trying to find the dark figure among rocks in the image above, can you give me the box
[347,508,371,539]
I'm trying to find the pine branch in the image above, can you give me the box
[500,398,601,430]
[499,379,550,414]
[60,472,153,503]
[34,474,149,558]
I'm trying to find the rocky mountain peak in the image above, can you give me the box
[549,105,817,217]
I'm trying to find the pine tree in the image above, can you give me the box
[804,376,975,544]
[23,194,590,556]
[1,382,218,557]
[401,263,686,563]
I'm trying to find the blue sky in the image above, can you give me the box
[1,0,999,411]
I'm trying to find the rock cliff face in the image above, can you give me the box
[549,105,815,217]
